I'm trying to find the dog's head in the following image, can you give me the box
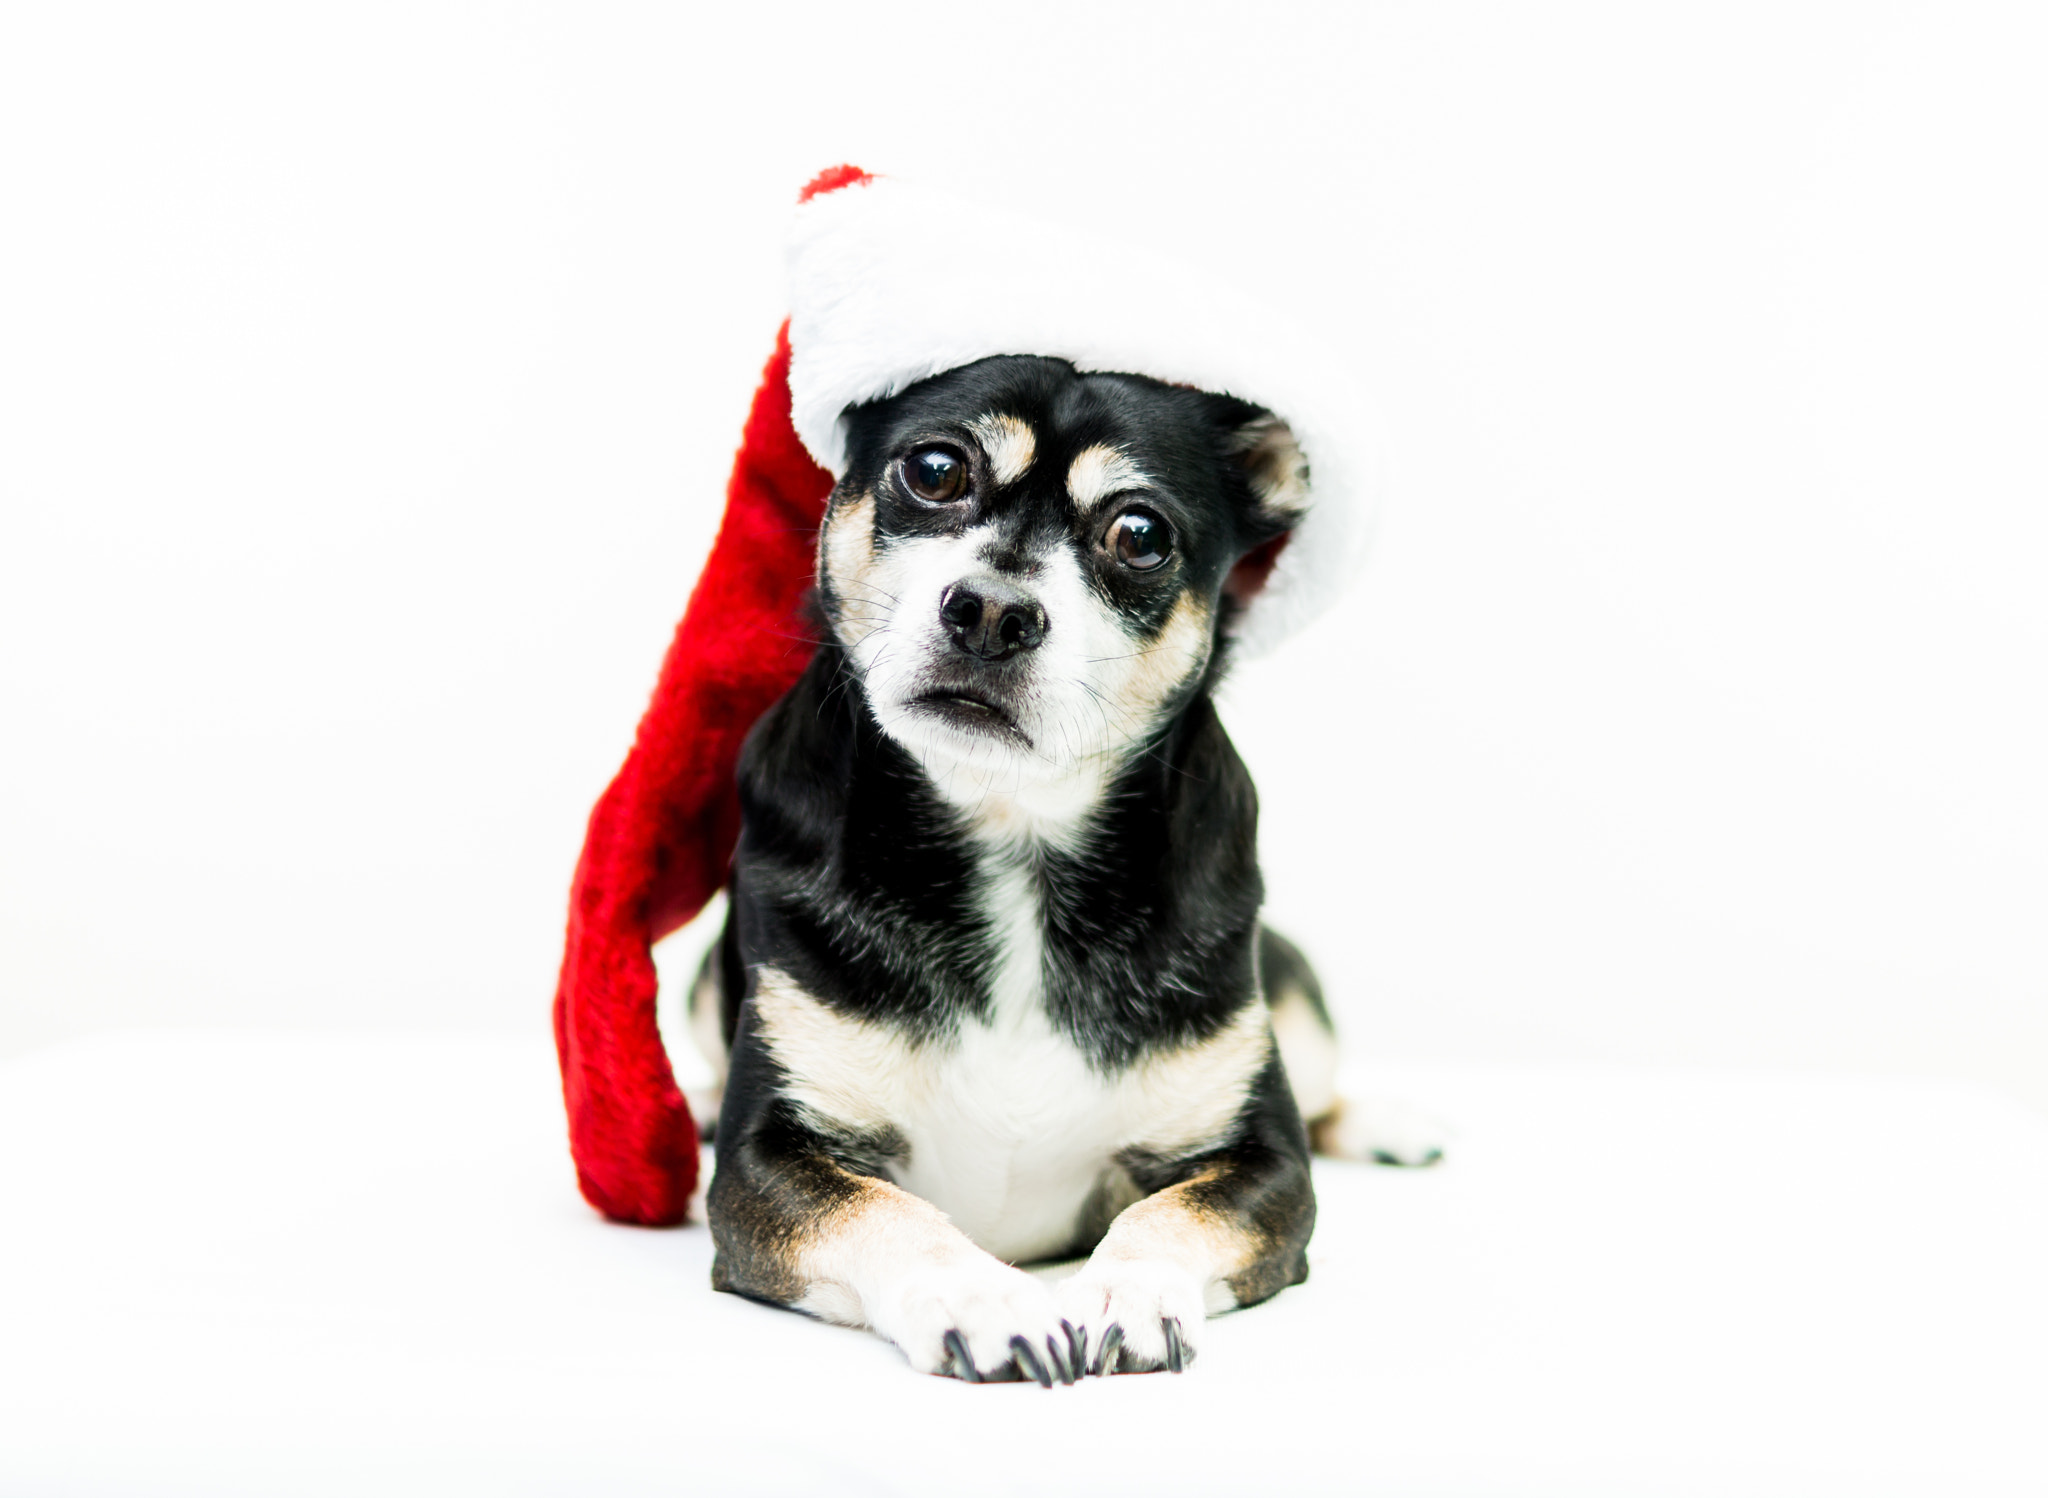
[818,356,1307,805]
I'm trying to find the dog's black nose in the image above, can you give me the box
[939,579,1047,661]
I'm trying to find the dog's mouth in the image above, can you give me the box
[907,688,1033,747]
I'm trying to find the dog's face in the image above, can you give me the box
[818,357,1306,808]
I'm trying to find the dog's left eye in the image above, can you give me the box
[1108,510,1172,571]
[902,446,969,504]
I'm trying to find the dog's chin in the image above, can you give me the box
[903,689,1034,750]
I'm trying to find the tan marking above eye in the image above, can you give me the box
[1066,445,1153,512]
[967,414,1037,486]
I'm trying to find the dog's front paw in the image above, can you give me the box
[870,1261,1085,1387]
[1058,1260,1205,1374]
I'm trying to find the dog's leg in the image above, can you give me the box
[709,1029,1084,1385]
[681,943,727,1141]
[1261,925,1448,1167]
[709,1116,1085,1384]
[1058,1058,1315,1374]
[680,910,752,1144]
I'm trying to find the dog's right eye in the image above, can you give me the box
[1108,509,1173,571]
[901,446,969,504]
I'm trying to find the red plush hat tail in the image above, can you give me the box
[553,321,832,1225]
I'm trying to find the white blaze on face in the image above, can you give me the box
[817,482,1214,842]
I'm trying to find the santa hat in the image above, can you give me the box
[554,165,1381,1226]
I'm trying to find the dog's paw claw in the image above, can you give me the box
[1371,1145,1444,1167]
[943,1328,981,1383]
[1091,1321,1124,1377]
[1043,1330,1077,1384]
[1162,1316,1187,1373]
[1059,1319,1086,1381]
[1009,1335,1054,1388]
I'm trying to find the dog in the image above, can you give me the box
[685,354,1440,1385]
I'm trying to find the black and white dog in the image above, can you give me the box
[687,354,1438,1385]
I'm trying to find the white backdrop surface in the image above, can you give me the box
[2,3,2045,1108]
[6,1032,2045,1496]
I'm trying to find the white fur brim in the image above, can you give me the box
[785,175,1380,659]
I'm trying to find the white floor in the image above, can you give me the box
[2,1032,2043,1497]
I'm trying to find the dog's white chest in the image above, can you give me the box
[884,1003,1125,1264]
[881,858,1120,1263]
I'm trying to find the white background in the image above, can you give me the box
[3,2,2043,1111]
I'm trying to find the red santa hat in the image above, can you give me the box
[554,165,1380,1226]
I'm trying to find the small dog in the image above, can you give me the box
[687,355,1439,1384]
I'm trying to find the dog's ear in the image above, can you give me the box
[1206,396,1309,609]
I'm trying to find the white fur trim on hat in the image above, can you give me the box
[784,174,1381,659]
